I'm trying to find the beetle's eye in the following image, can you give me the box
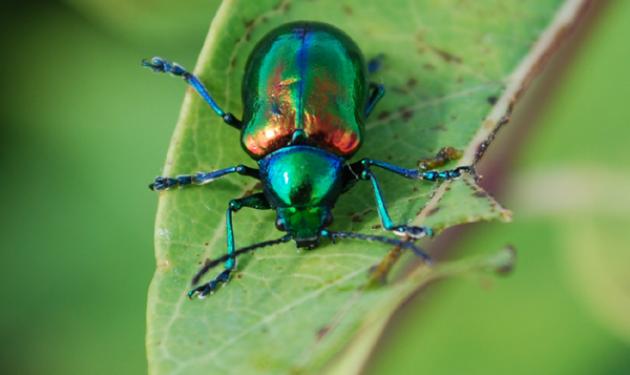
[275,218,287,231]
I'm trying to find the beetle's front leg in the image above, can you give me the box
[149,165,259,191]
[188,193,271,299]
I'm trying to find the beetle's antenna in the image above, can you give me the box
[324,230,431,262]
[191,234,292,285]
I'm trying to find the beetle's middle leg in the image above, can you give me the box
[149,165,259,191]
[188,193,272,299]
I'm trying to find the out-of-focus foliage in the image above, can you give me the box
[62,0,221,44]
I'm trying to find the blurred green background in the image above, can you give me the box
[0,1,628,374]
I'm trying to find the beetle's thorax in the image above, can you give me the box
[258,145,343,245]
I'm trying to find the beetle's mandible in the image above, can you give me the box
[143,21,473,298]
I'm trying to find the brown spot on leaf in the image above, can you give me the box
[316,325,331,340]
[342,5,353,15]
[426,206,440,216]
[431,47,462,64]
[473,190,488,198]
[399,107,414,122]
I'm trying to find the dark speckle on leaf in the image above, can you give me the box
[487,96,498,105]
[377,110,391,120]
[316,326,331,340]
[400,107,414,122]
[431,47,462,64]
[431,123,447,132]
[474,190,488,198]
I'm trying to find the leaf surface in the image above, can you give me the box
[147,1,586,374]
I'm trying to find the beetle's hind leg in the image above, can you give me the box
[188,193,271,299]
[142,56,242,129]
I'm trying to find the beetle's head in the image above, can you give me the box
[275,206,333,248]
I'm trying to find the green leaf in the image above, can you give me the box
[147,1,586,374]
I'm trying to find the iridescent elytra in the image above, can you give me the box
[143,21,472,298]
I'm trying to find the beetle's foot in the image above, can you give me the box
[392,225,434,239]
[142,56,186,76]
[149,176,176,191]
[188,269,232,299]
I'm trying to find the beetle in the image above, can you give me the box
[143,21,473,298]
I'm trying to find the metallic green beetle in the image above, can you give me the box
[143,21,472,298]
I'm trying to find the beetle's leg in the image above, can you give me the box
[188,193,272,299]
[149,165,259,191]
[354,158,474,183]
[346,159,473,239]
[355,166,433,239]
[142,56,242,129]
[365,82,385,117]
